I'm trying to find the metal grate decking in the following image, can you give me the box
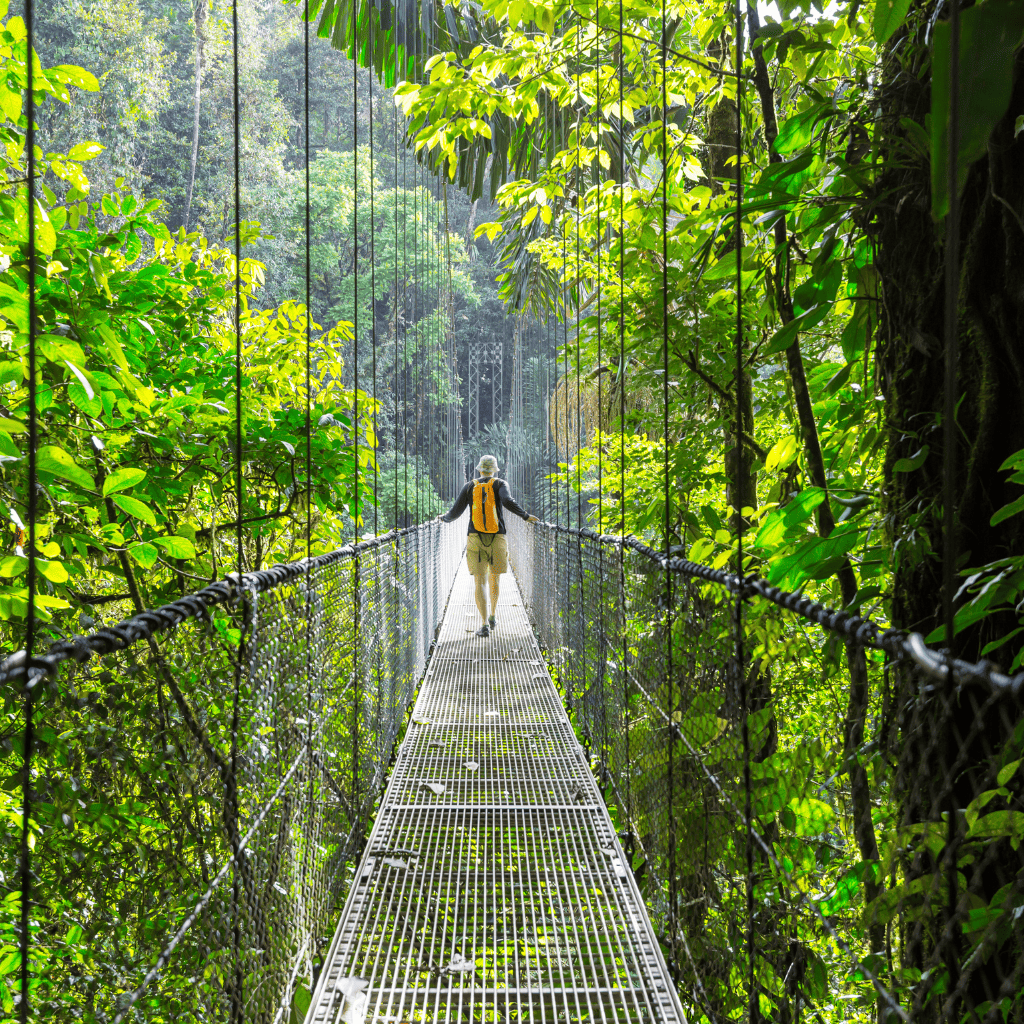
[306,570,686,1023]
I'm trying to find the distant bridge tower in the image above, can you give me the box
[467,338,503,441]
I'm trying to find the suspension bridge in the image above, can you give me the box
[6,0,1024,1017]
[6,500,1023,1023]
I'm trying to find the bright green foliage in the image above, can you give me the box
[0,24,382,1019]
[388,0,1024,1018]
[0,18,374,647]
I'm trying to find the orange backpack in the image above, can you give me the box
[471,478,500,533]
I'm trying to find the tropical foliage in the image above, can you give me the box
[387,0,1024,1018]
[1,0,1022,1017]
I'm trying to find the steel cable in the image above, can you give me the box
[20,0,38,1017]
[229,0,244,1014]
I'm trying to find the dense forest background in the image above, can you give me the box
[2,0,1024,1020]
[28,0,534,487]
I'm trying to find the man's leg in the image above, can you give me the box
[489,571,500,618]
[474,573,488,624]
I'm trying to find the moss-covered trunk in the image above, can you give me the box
[875,18,1024,1018]
[875,34,1024,659]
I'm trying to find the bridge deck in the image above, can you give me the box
[307,569,686,1023]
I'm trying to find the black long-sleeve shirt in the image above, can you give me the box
[441,477,530,535]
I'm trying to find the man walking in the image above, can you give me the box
[438,455,538,637]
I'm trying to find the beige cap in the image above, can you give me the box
[475,454,499,475]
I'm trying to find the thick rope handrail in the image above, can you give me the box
[531,519,1024,696]
[9,516,1021,697]
[0,522,433,686]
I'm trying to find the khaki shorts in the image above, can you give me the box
[466,533,508,576]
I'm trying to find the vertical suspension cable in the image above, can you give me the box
[442,175,455,496]
[402,126,409,528]
[351,3,361,811]
[942,0,962,1000]
[301,0,314,986]
[20,2,37,1018]
[413,161,420,522]
[229,0,244,1014]
[659,0,675,974]
[595,33,602,537]
[570,10,580,706]
[730,0,754,1018]
[942,3,960,656]
[370,14,378,536]
[393,19,400,527]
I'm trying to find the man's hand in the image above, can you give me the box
[527,515,540,524]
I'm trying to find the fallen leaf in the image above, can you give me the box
[463,761,479,771]
[335,977,369,1024]
[446,955,476,973]
[382,858,409,870]
[422,782,445,795]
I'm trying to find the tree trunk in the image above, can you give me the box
[705,51,756,533]
[873,12,1024,1019]
[875,20,1024,658]
[746,4,885,1002]
[465,199,479,260]
[183,0,209,234]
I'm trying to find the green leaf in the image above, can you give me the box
[37,445,94,490]
[997,760,1021,787]
[153,535,197,559]
[774,102,827,155]
[128,542,158,569]
[0,281,28,333]
[38,559,69,584]
[765,436,798,473]
[701,246,758,283]
[967,810,1024,845]
[0,555,27,577]
[893,445,929,473]
[52,65,101,91]
[998,448,1024,473]
[754,488,826,550]
[765,302,832,355]
[672,710,729,749]
[991,493,1024,527]
[768,527,859,588]
[793,260,842,314]
[111,494,157,527]
[787,797,835,836]
[872,0,913,44]
[68,141,104,161]
[981,627,1024,658]
[103,467,148,497]
[751,151,815,198]
[931,0,1024,219]
[68,382,102,417]
[64,359,94,399]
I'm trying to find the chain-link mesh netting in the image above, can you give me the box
[2,523,460,1023]
[508,515,1024,1024]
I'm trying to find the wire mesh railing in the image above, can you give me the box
[1,522,461,1024]
[507,515,1024,1024]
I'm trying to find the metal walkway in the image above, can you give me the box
[306,570,686,1023]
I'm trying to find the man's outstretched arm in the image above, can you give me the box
[438,484,470,522]
[498,482,538,522]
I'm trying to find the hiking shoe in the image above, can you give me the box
[474,624,490,638]
[488,615,496,631]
